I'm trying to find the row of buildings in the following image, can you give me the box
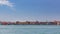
[0,21,60,25]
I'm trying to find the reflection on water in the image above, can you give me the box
[0,25,60,34]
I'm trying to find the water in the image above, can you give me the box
[0,25,60,34]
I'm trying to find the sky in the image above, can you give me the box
[0,0,60,22]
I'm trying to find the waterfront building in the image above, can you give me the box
[40,22,47,25]
[2,22,8,25]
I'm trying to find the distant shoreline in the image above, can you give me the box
[0,21,60,25]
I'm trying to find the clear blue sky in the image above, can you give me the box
[0,0,60,21]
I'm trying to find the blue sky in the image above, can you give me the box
[0,0,60,21]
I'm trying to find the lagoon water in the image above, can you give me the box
[0,25,60,34]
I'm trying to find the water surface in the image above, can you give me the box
[0,25,60,34]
